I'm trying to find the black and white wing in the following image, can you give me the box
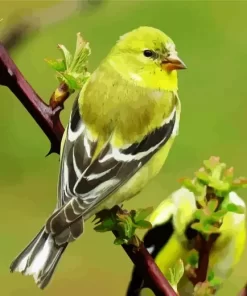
[46,97,177,240]
[56,97,98,208]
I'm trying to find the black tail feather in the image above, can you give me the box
[10,227,68,289]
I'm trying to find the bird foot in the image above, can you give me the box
[93,205,153,246]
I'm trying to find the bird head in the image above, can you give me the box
[106,26,186,90]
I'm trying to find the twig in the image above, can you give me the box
[0,42,176,296]
[189,234,219,286]
[186,187,220,289]
[0,43,65,154]
[113,232,176,296]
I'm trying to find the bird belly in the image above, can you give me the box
[87,136,176,216]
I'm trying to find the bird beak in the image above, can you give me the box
[161,54,187,71]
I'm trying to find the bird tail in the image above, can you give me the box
[126,266,145,296]
[10,227,68,289]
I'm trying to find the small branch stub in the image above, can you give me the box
[49,82,71,110]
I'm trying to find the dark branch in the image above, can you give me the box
[189,233,219,286]
[113,232,177,296]
[0,42,176,296]
[0,43,66,154]
[187,187,221,287]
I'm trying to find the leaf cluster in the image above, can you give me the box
[45,32,91,91]
[94,206,153,245]
[181,156,245,237]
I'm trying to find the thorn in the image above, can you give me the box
[45,146,55,157]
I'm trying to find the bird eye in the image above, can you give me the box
[143,50,154,58]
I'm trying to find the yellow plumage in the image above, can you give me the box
[10,26,186,290]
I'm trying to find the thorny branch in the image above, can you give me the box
[0,42,177,296]
[0,43,65,154]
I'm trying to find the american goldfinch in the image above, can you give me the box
[10,26,186,289]
[127,188,246,295]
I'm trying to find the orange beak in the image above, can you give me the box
[161,55,187,72]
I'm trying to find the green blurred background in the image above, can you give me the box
[0,0,247,295]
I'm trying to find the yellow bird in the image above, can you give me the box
[10,26,186,289]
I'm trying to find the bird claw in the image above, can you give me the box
[93,206,153,246]
[93,206,122,224]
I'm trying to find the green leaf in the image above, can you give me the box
[93,207,140,244]
[195,171,210,184]
[206,269,222,289]
[209,277,222,288]
[203,157,220,172]
[119,214,136,239]
[70,32,91,73]
[172,259,184,283]
[134,207,153,222]
[210,209,227,221]
[166,259,184,293]
[194,209,205,220]
[207,270,215,282]
[45,58,66,72]
[191,222,204,232]
[58,44,72,69]
[186,250,199,267]
[223,167,234,183]
[207,199,218,213]
[58,73,85,90]
[208,179,230,192]
[94,224,112,232]
[227,203,245,214]
[182,178,198,194]
[94,224,108,232]
[74,33,90,60]
[135,220,152,229]
[165,268,174,285]
[191,221,219,235]
[94,218,115,232]
[202,224,220,234]
[196,186,207,208]
[114,237,127,245]
[118,220,131,239]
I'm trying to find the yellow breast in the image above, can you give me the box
[91,136,176,215]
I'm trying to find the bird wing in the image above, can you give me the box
[46,96,177,237]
